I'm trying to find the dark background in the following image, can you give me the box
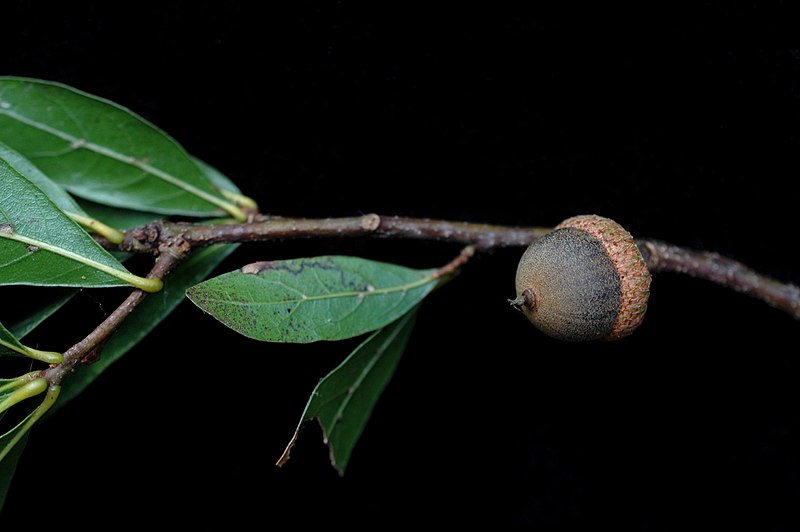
[2,2,799,529]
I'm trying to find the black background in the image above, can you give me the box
[2,2,799,529]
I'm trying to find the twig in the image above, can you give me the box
[118,214,551,253]
[42,249,185,386]
[637,239,800,320]
[433,245,476,279]
[113,215,800,320]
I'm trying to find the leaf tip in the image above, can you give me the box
[276,430,299,468]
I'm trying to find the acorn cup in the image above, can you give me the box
[511,214,651,341]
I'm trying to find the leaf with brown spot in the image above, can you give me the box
[186,256,439,343]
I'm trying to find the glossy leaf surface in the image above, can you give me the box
[0,77,243,220]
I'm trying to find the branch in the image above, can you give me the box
[42,248,185,386]
[637,239,800,320]
[118,214,551,252]
[112,214,800,320]
[433,245,476,279]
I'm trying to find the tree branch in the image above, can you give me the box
[118,214,551,252]
[42,248,185,386]
[112,215,800,320]
[637,239,800,319]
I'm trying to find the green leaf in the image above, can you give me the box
[0,384,59,512]
[0,143,126,243]
[0,431,27,511]
[0,321,61,363]
[74,157,248,232]
[0,147,242,234]
[0,322,32,357]
[186,256,438,343]
[193,157,258,211]
[53,244,239,411]
[278,310,418,474]
[193,157,241,194]
[75,161,239,230]
[0,159,159,291]
[0,142,86,216]
[0,77,245,221]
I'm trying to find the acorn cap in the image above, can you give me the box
[556,214,651,340]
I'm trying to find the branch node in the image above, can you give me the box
[360,213,381,231]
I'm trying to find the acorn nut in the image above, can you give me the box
[511,214,651,341]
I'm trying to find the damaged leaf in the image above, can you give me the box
[278,309,417,474]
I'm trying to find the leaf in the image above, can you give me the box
[74,157,245,232]
[277,310,418,474]
[0,142,86,216]
[0,431,27,510]
[0,142,127,243]
[193,156,258,211]
[193,157,241,194]
[0,322,33,358]
[75,157,245,233]
[0,159,158,291]
[0,384,59,512]
[0,321,60,363]
[0,77,244,221]
[53,244,239,411]
[186,256,439,343]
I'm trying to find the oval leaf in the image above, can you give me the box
[0,158,146,289]
[186,256,438,343]
[0,77,244,220]
[278,310,417,474]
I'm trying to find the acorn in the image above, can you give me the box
[511,214,651,341]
